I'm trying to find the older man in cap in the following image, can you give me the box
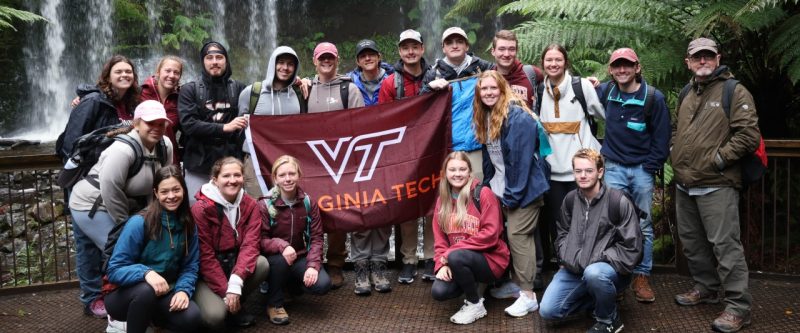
[595,47,670,304]
[671,37,759,333]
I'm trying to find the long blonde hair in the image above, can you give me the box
[473,70,531,144]
[436,151,475,234]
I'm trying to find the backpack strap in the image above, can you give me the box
[214,202,225,252]
[303,194,312,250]
[194,81,207,109]
[292,85,308,113]
[340,81,350,109]
[571,76,593,134]
[535,83,545,116]
[677,83,692,113]
[522,65,538,96]
[472,184,483,213]
[249,81,262,115]
[641,83,656,131]
[114,135,145,179]
[599,82,614,110]
[721,79,739,119]
[607,188,647,223]
[394,72,404,99]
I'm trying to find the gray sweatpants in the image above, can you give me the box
[350,227,392,263]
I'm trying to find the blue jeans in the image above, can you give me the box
[603,160,653,275]
[71,209,115,306]
[539,263,631,324]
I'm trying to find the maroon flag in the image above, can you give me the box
[249,91,452,232]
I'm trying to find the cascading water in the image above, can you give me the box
[244,0,278,83]
[14,0,281,141]
[17,0,114,141]
[419,0,444,62]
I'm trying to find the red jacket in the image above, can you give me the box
[141,75,181,164]
[432,180,510,279]
[377,61,428,103]
[257,189,324,271]
[192,191,261,297]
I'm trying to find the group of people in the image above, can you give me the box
[57,22,759,333]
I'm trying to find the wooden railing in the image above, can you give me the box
[0,140,797,290]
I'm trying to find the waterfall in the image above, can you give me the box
[244,0,278,83]
[419,0,444,62]
[208,0,228,48]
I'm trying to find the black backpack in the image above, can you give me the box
[536,76,596,135]
[564,188,648,223]
[677,79,767,185]
[56,124,169,190]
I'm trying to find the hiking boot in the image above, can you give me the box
[267,306,290,325]
[587,317,624,333]
[675,288,719,306]
[353,260,371,295]
[504,291,539,317]
[328,266,344,289]
[631,274,656,303]
[450,298,487,324]
[490,281,521,299]
[711,311,751,333]
[421,259,436,281]
[370,261,392,293]
[398,263,416,284]
[84,297,107,318]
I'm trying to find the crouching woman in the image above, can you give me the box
[192,157,269,329]
[259,155,331,325]
[431,151,510,324]
[104,165,201,333]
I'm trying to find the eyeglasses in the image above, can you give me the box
[689,53,717,62]
[606,84,647,108]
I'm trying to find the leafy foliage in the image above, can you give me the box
[0,5,46,31]
[161,14,212,51]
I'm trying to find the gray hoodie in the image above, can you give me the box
[238,46,303,153]
[307,75,364,113]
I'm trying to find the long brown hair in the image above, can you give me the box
[143,165,194,243]
[436,151,475,234]
[97,55,140,114]
[473,70,533,144]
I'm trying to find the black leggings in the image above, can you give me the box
[105,281,201,333]
[541,180,577,265]
[266,254,331,307]
[431,249,497,303]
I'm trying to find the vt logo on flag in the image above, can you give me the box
[249,91,452,232]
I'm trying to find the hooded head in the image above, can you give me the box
[266,46,299,91]
[200,41,233,82]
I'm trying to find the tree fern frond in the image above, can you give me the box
[684,0,748,36]
[446,0,511,20]
[0,5,47,31]
[769,14,800,83]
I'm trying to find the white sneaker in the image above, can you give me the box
[490,281,521,299]
[504,292,539,317]
[105,315,127,333]
[450,298,487,324]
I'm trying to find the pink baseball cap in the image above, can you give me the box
[314,42,338,60]
[134,100,171,124]
[609,48,639,64]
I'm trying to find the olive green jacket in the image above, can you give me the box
[671,66,760,189]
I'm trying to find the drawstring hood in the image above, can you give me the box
[200,181,244,237]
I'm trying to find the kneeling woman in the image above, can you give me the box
[192,157,268,329]
[105,165,200,333]
[431,151,510,324]
[259,155,331,325]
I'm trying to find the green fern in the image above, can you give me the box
[0,5,47,31]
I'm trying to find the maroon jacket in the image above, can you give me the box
[492,60,541,110]
[141,75,181,164]
[432,180,510,279]
[258,188,324,271]
[192,191,261,297]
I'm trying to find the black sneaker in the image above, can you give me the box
[421,259,435,281]
[226,311,256,327]
[398,263,416,284]
[587,317,624,333]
